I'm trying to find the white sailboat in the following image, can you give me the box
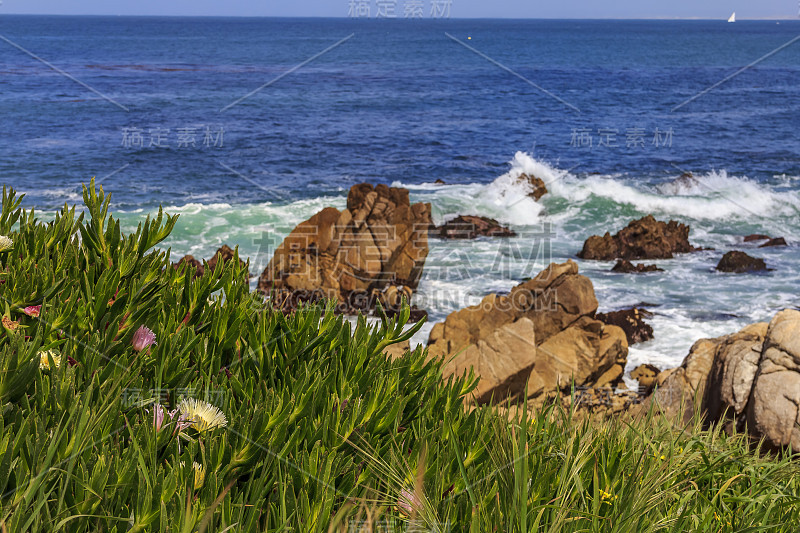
[727,12,736,22]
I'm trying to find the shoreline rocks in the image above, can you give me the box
[578,215,701,261]
[173,245,250,279]
[427,260,628,405]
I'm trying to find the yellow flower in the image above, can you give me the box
[38,350,61,371]
[177,398,227,432]
[192,462,205,490]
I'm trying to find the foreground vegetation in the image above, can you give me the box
[0,181,798,532]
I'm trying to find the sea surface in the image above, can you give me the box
[2,16,799,379]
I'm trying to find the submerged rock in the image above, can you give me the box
[743,234,770,242]
[578,215,701,261]
[610,259,663,273]
[433,215,516,239]
[759,237,787,248]
[716,251,768,273]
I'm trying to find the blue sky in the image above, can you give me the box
[0,0,796,19]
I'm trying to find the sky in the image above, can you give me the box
[0,0,797,19]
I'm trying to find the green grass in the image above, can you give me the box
[0,180,798,532]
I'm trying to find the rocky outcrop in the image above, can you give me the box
[596,308,654,345]
[428,260,628,404]
[578,215,701,261]
[611,260,663,273]
[638,314,800,450]
[716,251,768,273]
[744,234,770,243]
[747,310,800,450]
[258,184,432,313]
[433,216,516,239]
[759,237,787,248]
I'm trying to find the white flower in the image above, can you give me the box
[38,350,61,371]
[177,398,227,432]
[0,236,12,252]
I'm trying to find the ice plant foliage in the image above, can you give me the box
[131,325,157,352]
[177,398,228,432]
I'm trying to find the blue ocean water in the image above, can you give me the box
[1,16,799,374]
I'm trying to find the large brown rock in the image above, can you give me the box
[578,215,700,261]
[518,173,548,201]
[596,308,654,345]
[258,184,432,311]
[428,260,627,404]
[747,310,800,450]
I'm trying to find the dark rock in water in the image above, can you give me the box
[578,215,701,260]
[611,259,664,273]
[744,234,770,242]
[759,237,787,248]
[386,305,428,324]
[716,251,768,273]
[433,215,516,239]
[434,179,446,185]
[518,173,548,201]
[595,308,654,345]
[630,363,661,394]
[174,255,205,278]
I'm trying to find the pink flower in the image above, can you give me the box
[397,488,422,516]
[153,404,166,431]
[23,306,41,318]
[131,325,157,352]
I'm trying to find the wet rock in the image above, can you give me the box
[743,234,770,242]
[434,179,446,185]
[173,245,250,279]
[595,308,654,345]
[759,237,787,248]
[611,259,663,273]
[518,173,548,201]
[433,215,516,239]
[716,251,767,273]
[578,215,701,261]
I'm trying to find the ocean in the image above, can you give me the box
[1,15,799,378]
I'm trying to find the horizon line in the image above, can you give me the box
[1,13,799,21]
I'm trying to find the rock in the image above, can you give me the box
[518,173,548,201]
[433,215,516,239]
[384,340,411,360]
[428,260,628,405]
[595,308,654,345]
[578,215,700,261]
[440,318,537,402]
[759,237,787,248]
[610,259,663,273]
[744,234,770,242]
[716,251,768,273]
[434,179,446,185]
[173,245,250,279]
[631,364,661,394]
[747,310,800,450]
[259,184,432,313]
[207,245,250,276]
[174,254,204,278]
